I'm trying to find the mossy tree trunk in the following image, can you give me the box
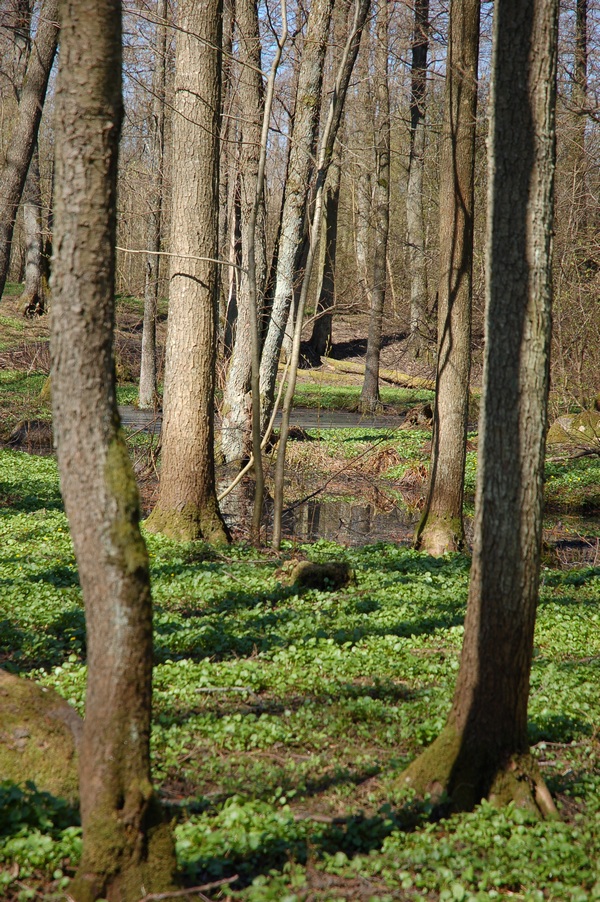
[145,0,230,543]
[414,0,480,555]
[403,0,559,817]
[51,0,177,897]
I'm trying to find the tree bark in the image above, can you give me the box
[20,144,50,316]
[414,0,480,555]
[145,0,230,543]
[139,0,168,409]
[306,149,341,360]
[360,0,390,412]
[406,0,429,356]
[271,0,372,548]
[571,0,587,237]
[51,0,177,896]
[0,0,58,302]
[221,0,267,464]
[402,0,559,816]
[258,0,334,431]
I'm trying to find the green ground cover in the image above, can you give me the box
[0,450,598,900]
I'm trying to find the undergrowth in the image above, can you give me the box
[0,450,599,900]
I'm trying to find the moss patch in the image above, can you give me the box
[0,670,81,804]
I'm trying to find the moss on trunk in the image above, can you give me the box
[415,512,465,555]
[401,724,558,818]
[144,501,230,544]
[69,794,176,902]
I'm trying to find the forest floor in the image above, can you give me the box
[1,286,600,900]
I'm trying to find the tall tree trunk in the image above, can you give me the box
[145,0,230,543]
[402,0,559,816]
[221,0,267,464]
[571,0,587,238]
[0,0,58,301]
[353,34,373,309]
[20,144,50,316]
[139,0,168,409]
[271,0,372,549]
[306,148,341,360]
[360,0,390,412]
[258,0,334,431]
[414,0,480,555]
[51,0,177,896]
[406,0,429,356]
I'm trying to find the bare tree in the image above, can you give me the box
[360,0,391,412]
[271,0,372,548]
[0,0,58,301]
[258,0,335,431]
[51,0,177,895]
[406,0,430,355]
[305,144,342,360]
[414,0,480,555]
[139,0,168,408]
[402,0,559,814]
[221,0,267,464]
[145,0,229,543]
[21,144,50,316]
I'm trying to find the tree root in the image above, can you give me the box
[400,725,558,819]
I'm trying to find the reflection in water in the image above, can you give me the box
[218,477,600,566]
[218,477,420,546]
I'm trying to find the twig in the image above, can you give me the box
[282,433,392,514]
[138,875,239,902]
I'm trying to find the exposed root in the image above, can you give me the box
[400,725,559,819]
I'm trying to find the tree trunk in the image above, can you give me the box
[0,0,58,301]
[258,0,334,431]
[20,145,50,316]
[571,0,587,238]
[51,0,178,896]
[360,0,390,412]
[402,0,559,817]
[414,0,480,555]
[145,0,230,544]
[271,0,372,549]
[221,0,267,464]
[306,151,341,360]
[406,0,429,356]
[139,0,168,409]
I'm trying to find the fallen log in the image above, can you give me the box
[321,356,436,391]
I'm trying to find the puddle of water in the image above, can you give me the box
[219,477,600,565]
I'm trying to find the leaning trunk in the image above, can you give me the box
[414,0,480,555]
[145,0,229,544]
[402,0,559,816]
[0,0,58,302]
[258,0,334,431]
[51,0,177,897]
